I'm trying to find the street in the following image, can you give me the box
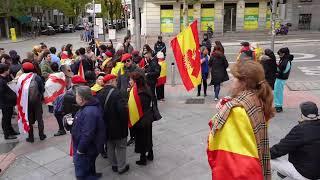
[1,31,320,179]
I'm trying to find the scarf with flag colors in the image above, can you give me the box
[128,83,143,128]
[44,72,66,105]
[78,61,85,79]
[207,91,271,180]
[157,58,167,87]
[170,20,201,91]
[16,73,34,133]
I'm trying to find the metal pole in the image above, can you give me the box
[93,0,96,54]
[171,62,176,87]
[124,3,128,30]
[222,0,224,36]
[134,0,141,50]
[230,8,233,32]
[271,0,278,51]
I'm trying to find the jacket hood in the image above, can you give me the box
[289,54,294,61]
[83,98,100,107]
[260,55,270,61]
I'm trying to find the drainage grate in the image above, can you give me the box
[286,81,320,91]
[0,142,18,154]
[185,98,205,104]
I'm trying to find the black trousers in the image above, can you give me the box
[156,85,165,100]
[198,73,208,96]
[28,103,44,136]
[1,107,15,137]
[54,113,64,131]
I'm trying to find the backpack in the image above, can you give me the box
[28,76,41,104]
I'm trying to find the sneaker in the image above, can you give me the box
[26,137,34,143]
[275,107,283,113]
[214,98,219,101]
[112,166,118,172]
[10,131,20,136]
[127,138,135,146]
[118,165,129,174]
[54,130,66,136]
[4,135,17,140]
[39,134,47,141]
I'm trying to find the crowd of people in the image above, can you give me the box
[1,32,319,180]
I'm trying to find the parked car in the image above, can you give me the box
[41,26,56,35]
[64,24,75,33]
[75,24,85,30]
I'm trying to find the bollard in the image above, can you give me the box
[171,62,176,87]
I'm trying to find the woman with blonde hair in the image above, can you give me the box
[207,60,274,180]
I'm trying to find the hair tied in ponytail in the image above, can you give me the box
[257,80,266,89]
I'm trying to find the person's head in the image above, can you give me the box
[130,71,147,90]
[76,86,94,106]
[0,54,11,65]
[240,42,250,48]
[158,35,162,42]
[124,36,131,44]
[79,47,86,55]
[95,73,105,86]
[0,63,10,77]
[40,42,47,51]
[107,40,113,48]
[300,101,319,122]
[264,49,276,60]
[143,44,152,58]
[203,33,208,40]
[61,45,65,51]
[103,74,117,87]
[65,44,73,55]
[22,62,35,73]
[42,51,51,62]
[0,48,5,55]
[230,61,274,120]
[215,41,223,47]
[9,50,17,58]
[277,47,290,58]
[11,54,20,65]
[60,64,73,77]
[51,62,59,72]
[49,47,57,54]
[201,46,208,56]
[85,71,97,87]
[213,45,223,53]
[99,45,107,53]
[121,53,133,68]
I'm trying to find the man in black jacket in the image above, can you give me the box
[97,74,129,174]
[143,47,161,98]
[0,64,19,140]
[270,101,320,180]
[201,33,212,54]
[154,36,166,57]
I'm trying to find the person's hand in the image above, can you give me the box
[77,150,84,155]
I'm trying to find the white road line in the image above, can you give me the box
[228,59,320,64]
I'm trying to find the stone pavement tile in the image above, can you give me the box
[25,147,67,166]
[1,156,40,179]
[156,160,210,180]
[47,167,76,180]
[13,166,54,180]
[95,155,111,172]
[43,155,73,174]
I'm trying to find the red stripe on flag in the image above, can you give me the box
[157,77,166,87]
[171,37,194,91]
[207,149,263,180]
[78,61,85,79]
[44,76,66,104]
[132,84,143,117]
[190,20,200,49]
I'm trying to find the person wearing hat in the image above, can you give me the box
[100,51,113,74]
[270,101,320,180]
[18,62,45,142]
[97,74,129,174]
[154,35,166,58]
[237,42,256,62]
[0,63,19,140]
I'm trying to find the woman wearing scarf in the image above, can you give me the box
[197,46,209,97]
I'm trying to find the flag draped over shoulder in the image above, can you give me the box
[157,58,167,87]
[171,20,201,91]
[78,61,85,79]
[128,83,143,128]
[44,72,66,105]
[16,73,34,133]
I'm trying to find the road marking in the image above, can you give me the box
[298,66,320,76]
[228,59,320,64]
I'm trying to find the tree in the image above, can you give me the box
[103,0,122,28]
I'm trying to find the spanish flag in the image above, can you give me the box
[171,20,201,91]
[207,107,263,180]
[128,83,143,128]
[157,58,167,87]
[78,61,85,79]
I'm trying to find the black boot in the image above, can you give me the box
[147,150,154,161]
[26,126,34,143]
[39,130,47,141]
[136,153,147,166]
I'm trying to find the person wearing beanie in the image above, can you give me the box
[0,63,19,140]
[154,35,166,58]
[97,74,129,174]
[18,62,45,143]
[270,101,320,179]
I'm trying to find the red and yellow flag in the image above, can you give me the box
[128,83,144,128]
[207,107,263,180]
[157,58,167,87]
[171,20,201,91]
[78,61,85,79]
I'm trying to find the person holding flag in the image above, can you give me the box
[156,51,167,101]
[207,60,274,180]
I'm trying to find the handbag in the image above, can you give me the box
[152,99,162,121]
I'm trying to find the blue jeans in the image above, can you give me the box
[214,83,221,99]
[274,78,286,108]
[73,153,98,180]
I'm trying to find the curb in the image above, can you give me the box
[0,38,33,45]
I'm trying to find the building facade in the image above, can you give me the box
[136,0,320,36]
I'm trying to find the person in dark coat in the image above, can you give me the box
[97,74,129,174]
[270,101,320,180]
[197,46,209,97]
[74,47,94,74]
[106,40,116,55]
[0,64,19,140]
[72,86,106,179]
[201,33,212,54]
[208,46,229,101]
[123,36,134,54]
[130,72,154,166]
[260,49,277,90]
[214,41,224,55]
[154,36,166,57]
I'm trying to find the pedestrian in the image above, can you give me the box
[110,51,125,76]
[106,40,115,55]
[154,35,166,57]
[61,44,74,60]
[130,72,154,166]
[9,54,21,79]
[274,47,294,113]
[40,51,53,80]
[271,101,320,180]
[132,50,142,65]
[260,49,277,90]
[0,48,5,56]
[86,46,96,62]
[207,60,274,180]
[98,74,130,174]
[197,46,209,97]
[0,64,19,140]
[201,33,212,54]
[237,42,256,61]
[156,52,167,101]
[123,36,134,54]
[208,46,229,101]
[49,47,61,66]
[17,62,46,143]
[72,86,106,179]
[214,41,224,55]
[57,45,65,59]
[75,47,94,73]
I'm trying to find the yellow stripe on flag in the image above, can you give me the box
[128,87,140,126]
[209,107,259,158]
[159,61,167,78]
